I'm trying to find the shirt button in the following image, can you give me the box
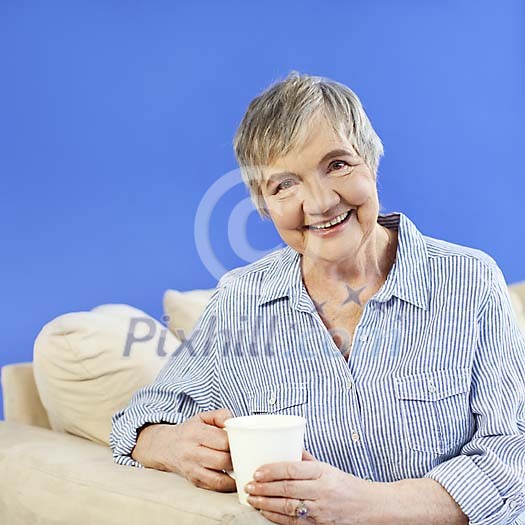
[347,379,354,391]
[268,393,277,405]
[351,431,360,443]
[428,382,437,393]
[509,499,517,510]
[359,334,368,343]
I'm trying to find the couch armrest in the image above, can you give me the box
[1,362,51,429]
[0,422,265,524]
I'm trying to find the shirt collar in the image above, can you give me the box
[374,212,430,310]
[256,244,301,307]
[257,211,430,311]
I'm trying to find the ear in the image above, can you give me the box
[251,186,269,220]
[258,197,271,221]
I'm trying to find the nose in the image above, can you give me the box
[302,176,340,216]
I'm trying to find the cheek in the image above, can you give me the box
[266,197,303,229]
[337,170,375,205]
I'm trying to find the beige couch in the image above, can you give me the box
[1,283,524,524]
[0,364,269,525]
[0,290,268,524]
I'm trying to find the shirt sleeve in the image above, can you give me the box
[109,285,222,468]
[424,261,525,524]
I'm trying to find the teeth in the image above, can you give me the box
[310,211,350,230]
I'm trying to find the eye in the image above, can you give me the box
[328,160,350,172]
[274,179,296,194]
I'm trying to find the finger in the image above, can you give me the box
[198,424,230,451]
[199,408,233,428]
[255,460,322,482]
[248,496,299,517]
[195,446,233,471]
[191,466,237,493]
[258,508,315,525]
[302,449,317,461]
[246,479,317,500]
[248,495,315,520]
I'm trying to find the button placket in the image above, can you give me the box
[346,416,377,481]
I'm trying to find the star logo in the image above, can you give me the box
[341,284,366,307]
[312,298,328,314]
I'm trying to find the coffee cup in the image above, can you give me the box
[224,414,306,506]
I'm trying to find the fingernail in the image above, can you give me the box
[254,470,263,480]
[244,483,255,493]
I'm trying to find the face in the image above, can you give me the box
[260,115,381,266]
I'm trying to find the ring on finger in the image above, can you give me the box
[295,499,309,519]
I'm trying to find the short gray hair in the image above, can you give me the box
[233,71,384,220]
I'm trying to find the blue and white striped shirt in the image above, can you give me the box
[110,212,525,524]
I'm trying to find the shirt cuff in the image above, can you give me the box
[109,411,186,468]
[424,454,525,525]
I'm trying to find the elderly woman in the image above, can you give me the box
[110,72,525,524]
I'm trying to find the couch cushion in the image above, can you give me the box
[163,288,215,338]
[509,281,525,335]
[0,421,265,525]
[33,304,180,446]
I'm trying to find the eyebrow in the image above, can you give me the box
[263,148,355,189]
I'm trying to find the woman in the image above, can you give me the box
[110,72,525,524]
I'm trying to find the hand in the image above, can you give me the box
[133,408,236,492]
[244,450,386,524]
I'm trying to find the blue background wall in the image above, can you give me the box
[1,0,524,420]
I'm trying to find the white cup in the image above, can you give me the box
[224,414,306,506]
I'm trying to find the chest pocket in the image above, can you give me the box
[394,368,472,455]
[246,383,308,417]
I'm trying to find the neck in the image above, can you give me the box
[301,224,396,293]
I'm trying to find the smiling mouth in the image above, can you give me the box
[305,210,352,231]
